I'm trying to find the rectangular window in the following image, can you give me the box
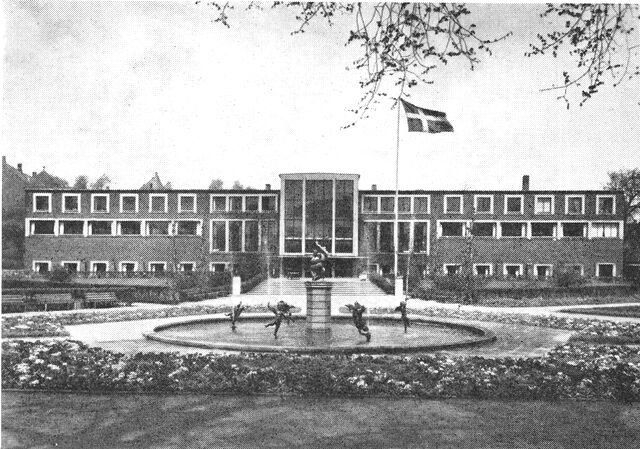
[535,196,554,215]
[244,220,259,251]
[62,262,79,273]
[501,222,525,237]
[398,222,410,252]
[119,221,141,235]
[34,194,52,212]
[210,263,227,273]
[562,222,586,237]
[60,220,84,235]
[180,262,195,272]
[149,194,167,213]
[363,196,378,213]
[229,196,243,212]
[474,195,493,214]
[149,262,166,273]
[89,221,111,235]
[177,221,199,235]
[414,196,429,214]
[211,221,226,251]
[32,220,55,235]
[413,222,429,253]
[379,222,394,252]
[92,194,109,213]
[363,222,379,252]
[380,197,395,213]
[597,196,615,215]
[92,262,108,272]
[504,264,522,277]
[597,263,615,278]
[120,262,137,272]
[474,264,492,276]
[120,194,138,213]
[245,196,259,211]
[531,222,556,237]
[471,222,495,237]
[566,195,584,215]
[535,265,552,278]
[398,197,411,213]
[146,221,168,235]
[178,194,196,213]
[262,196,276,212]
[591,222,620,238]
[211,196,226,212]
[229,220,242,251]
[444,195,463,214]
[62,194,80,213]
[441,222,464,237]
[33,261,51,273]
[505,195,523,214]
[444,264,461,275]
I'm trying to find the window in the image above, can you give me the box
[149,194,167,213]
[504,264,522,277]
[210,262,227,273]
[180,262,195,272]
[441,222,465,237]
[146,221,168,235]
[398,222,410,252]
[229,221,242,251]
[62,194,80,213]
[413,222,429,253]
[245,196,259,211]
[59,220,84,235]
[120,194,139,213]
[505,195,523,214]
[34,193,52,212]
[597,195,615,215]
[91,194,109,213]
[474,195,493,214]
[379,222,394,252]
[31,220,55,235]
[566,195,584,215]
[597,263,615,278]
[120,262,138,272]
[262,196,276,212]
[244,220,259,251]
[149,262,166,273]
[535,196,554,215]
[398,197,411,213]
[229,196,243,212]
[62,262,79,273]
[178,194,196,213]
[176,221,199,235]
[380,197,395,213]
[211,221,226,252]
[89,221,112,235]
[591,222,620,238]
[211,196,226,212]
[531,222,556,238]
[91,262,108,272]
[444,264,461,275]
[119,221,142,235]
[33,261,51,273]
[474,264,492,276]
[363,196,378,213]
[444,195,463,214]
[501,222,525,237]
[471,222,495,237]
[535,265,552,278]
[414,196,429,214]
[562,222,586,238]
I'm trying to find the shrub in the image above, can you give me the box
[555,270,587,288]
[46,266,73,284]
[368,273,394,294]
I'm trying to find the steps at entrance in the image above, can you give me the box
[245,278,389,296]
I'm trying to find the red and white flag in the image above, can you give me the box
[400,99,454,133]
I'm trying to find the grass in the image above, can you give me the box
[559,305,640,318]
[3,392,639,448]
[466,294,640,308]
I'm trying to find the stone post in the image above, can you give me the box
[395,276,404,299]
[232,276,242,296]
[305,281,332,335]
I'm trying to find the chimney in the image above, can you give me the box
[522,175,530,191]
[371,184,377,191]
[17,163,22,173]
[32,171,37,177]
[2,156,6,165]
[265,184,271,190]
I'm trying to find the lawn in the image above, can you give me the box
[467,294,640,308]
[559,305,640,318]
[3,392,640,448]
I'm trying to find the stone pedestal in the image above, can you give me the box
[305,281,332,335]
[395,277,404,299]
[232,276,241,296]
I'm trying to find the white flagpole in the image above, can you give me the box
[394,98,401,280]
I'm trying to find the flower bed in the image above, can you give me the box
[2,340,639,401]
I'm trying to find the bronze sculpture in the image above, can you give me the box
[309,240,329,281]
[265,300,295,339]
[345,301,371,342]
[394,299,410,333]
[226,302,245,331]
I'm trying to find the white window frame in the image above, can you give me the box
[58,220,85,236]
[503,264,524,277]
[117,220,144,236]
[504,195,524,215]
[119,261,138,272]
[473,264,493,276]
[596,194,616,215]
[437,220,466,238]
[91,193,110,213]
[148,261,167,272]
[88,219,114,236]
[179,261,197,272]
[444,195,463,214]
[210,195,228,212]
[32,260,52,272]
[397,196,413,214]
[210,219,228,252]
[379,196,396,214]
[470,220,497,238]
[90,261,109,272]
[260,194,278,213]
[474,195,493,214]
[534,195,554,215]
[565,194,585,215]
[149,194,168,213]
[144,220,170,236]
[33,193,52,213]
[61,261,80,272]
[175,219,203,236]
[499,222,526,238]
[443,264,462,275]
[228,195,244,212]
[413,195,431,214]
[596,263,616,277]
[529,221,557,239]
[178,194,197,213]
[29,219,56,236]
[362,195,379,214]
[209,262,230,272]
[590,221,622,239]
[62,193,81,213]
[119,194,139,213]
[534,264,553,278]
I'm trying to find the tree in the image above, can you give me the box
[209,178,224,189]
[91,174,112,190]
[231,180,244,190]
[73,175,89,189]
[606,168,640,223]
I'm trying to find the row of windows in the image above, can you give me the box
[362,194,616,216]
[32,261,231,274]
[441,263,616,278]
[28,220,202,236]
[32,193,278,214]
[436,221,622,239]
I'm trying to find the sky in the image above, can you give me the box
[2,1,639,191]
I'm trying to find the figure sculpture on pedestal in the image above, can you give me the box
[346,301,371,342]
[226,302,245,331]
[309,240,329,281]
[265,300,295,339]
[394,299,410,333]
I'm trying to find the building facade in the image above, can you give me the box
[24,173,625,278]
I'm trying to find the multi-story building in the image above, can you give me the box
[24,173,625,279]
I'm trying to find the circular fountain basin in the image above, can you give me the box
[144,315,496,354]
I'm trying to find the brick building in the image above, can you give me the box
[23,173,625,279]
